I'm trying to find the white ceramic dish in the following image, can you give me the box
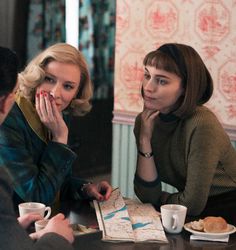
[184,222,236,238]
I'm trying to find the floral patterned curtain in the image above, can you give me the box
[27,0,115,99]
[78,0,94,78]
[27,0,65,61]
[93,0,115,99]
[78,0,115,99]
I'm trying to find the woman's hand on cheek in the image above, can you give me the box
[140,108,159,142]
[35,91,68,144]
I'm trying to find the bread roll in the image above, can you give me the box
[203,216,228,233]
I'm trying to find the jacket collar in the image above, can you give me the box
[15,92,48,143]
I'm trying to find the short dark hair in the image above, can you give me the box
[0,46,18,96]
[143,43,213,118]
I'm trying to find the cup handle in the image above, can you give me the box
[172,214,178,230]
[44,206,51,220]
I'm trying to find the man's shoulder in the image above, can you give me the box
[2,103,23,124]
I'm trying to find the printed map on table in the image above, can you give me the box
[93,188,168,243]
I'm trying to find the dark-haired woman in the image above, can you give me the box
[134,43,236,224]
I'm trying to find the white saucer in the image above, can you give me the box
[184,222,236,238]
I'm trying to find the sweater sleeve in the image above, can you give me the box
[34,233,74,250]
[0,107,77,205]
[133,114,162,206]
[0,169,74,250]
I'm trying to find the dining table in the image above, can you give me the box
[60,199,236,250]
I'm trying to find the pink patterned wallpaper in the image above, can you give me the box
[113,0,236,138]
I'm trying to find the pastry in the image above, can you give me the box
[203,216,228,233]
[190,216,228,233]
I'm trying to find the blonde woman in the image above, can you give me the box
[0,46,74,250]
[0,43,112,208]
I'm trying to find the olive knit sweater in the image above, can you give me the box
[134,106,236,216]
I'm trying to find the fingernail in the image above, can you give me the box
[49,94,54,101]
[36,93,39,98]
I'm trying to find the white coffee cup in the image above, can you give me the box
[35,219,49,232]
[18,202,51,220]
[161,204,187,234]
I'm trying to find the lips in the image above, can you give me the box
[144,95,155,101]
[55,103,62,109]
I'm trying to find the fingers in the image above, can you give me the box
[35,91,68,144]
[44,93,53,118]
[29,231,39,240]
[30,213,74,244]
[38,91,48,120]
[86,184,104,201]
[52,213,65,220]
[17,213,43,229]
[93,192,104,201]
[142,109,159,120]
[86,182,113,201]
[35,92,42,118]
[139,109,159,144]
[149,110,159,120]
[35,91,46,120]
[50,97,62,120]
[99,181,113,200]
[44,213,74,243]
[35,91,54,121]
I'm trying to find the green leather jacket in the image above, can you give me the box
[0,94,87,207]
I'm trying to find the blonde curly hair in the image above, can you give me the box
[18,43,93,116]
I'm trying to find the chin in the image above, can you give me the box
[144,103,159,111]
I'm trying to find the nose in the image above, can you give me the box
[50,84,61,99]
[144,78,155,92]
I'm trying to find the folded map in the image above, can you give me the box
[93,188,168,243]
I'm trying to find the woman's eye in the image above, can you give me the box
[144,73,150,80]
[64,84,74,90]
[44,76,55,83]
[157,78,167,85]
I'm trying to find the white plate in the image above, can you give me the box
[184,222,236,238]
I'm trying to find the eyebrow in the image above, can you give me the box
[45,72,78,85]
[64,81,77,85]
[144,68,171,79]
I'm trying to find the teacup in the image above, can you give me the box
[35,219,49,232]
[18,202,51,220]
[161,204,187,234]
